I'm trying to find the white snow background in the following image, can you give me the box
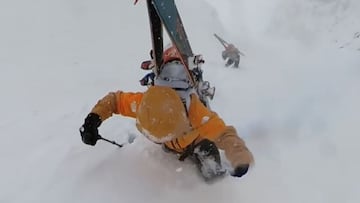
[1,0,359,202]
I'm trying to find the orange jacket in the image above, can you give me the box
[91,90,226,152]
[91,88,253,167]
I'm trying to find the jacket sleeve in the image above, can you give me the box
[189,94,254,167]
[214,126,254,167]
[91,91,144,121]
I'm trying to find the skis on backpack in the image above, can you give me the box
[149,0,195,85]
[142,0,215,108]
[214,33,230,49]
[146,0,164,74]
[151,0,215,108]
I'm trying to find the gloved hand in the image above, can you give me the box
[79,113,102,146]
[231,164,249,178]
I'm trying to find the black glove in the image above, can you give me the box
[79,113,102,146]
[231,164,249,178]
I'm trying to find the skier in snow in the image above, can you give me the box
[214,34,244,68]
[79,45,254,179]
[222,44,241,68]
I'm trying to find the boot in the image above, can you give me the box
[225,59,233,67]
[193,139,225,180]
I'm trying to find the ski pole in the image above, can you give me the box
[98,136,124,148]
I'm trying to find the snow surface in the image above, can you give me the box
[1,0,360,202]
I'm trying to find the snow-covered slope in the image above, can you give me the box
[1,0,359,203]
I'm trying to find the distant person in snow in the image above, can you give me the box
[79,45,254,180]
[214,33,245,68]
[222,44,241,68]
